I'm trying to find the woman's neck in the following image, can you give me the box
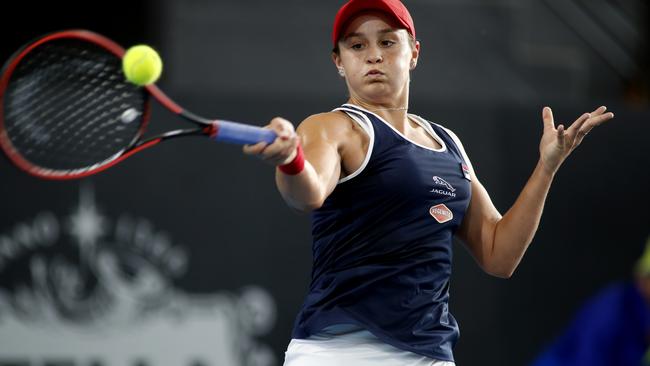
[347,96,410,131]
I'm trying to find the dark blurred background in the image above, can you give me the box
[0,1,648,365]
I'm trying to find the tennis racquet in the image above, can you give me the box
[0,29,277,180]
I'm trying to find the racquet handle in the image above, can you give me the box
[212,120,277,145]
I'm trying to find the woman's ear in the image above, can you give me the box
[332,52,345,77]
[410,40,421,70]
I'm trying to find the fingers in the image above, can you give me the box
[569,106,615,145]
[566,112,591,141]
[586,106,615,127]
[557,124,565,146]
[263,135,300,165]
[590,105,607,116]
[243,117,299,166]
[589,106,615,119]
[550,105,614,148]
[243,141,268,155]
[542,106,555,131]
[269,117,295,140]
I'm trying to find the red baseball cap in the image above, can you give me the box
[332,0,416,47]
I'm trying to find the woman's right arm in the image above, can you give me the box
[243,113,349,212]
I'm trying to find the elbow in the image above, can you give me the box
[482,261,517,279]
[276,174,327,213]
[277,187,326,213]
[287,198,324,213]
[489,268,515,279]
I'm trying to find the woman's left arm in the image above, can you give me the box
[457,106,615,278]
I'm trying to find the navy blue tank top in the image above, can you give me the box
[291,104,472,362]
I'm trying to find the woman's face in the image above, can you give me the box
[333,12,419,104]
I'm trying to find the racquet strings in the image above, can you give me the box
[2,39,147,172]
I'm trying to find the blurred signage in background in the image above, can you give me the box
[0,184,277,366]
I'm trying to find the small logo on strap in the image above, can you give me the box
[461,163,471,181]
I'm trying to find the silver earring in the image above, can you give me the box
[410,61,416,70]
[338,68,345,77]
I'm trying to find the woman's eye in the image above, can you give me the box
[381,40,395,47]
[351,43,364,50]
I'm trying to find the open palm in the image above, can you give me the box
[539,106,615,174]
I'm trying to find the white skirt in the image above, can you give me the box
[283,326,455,366]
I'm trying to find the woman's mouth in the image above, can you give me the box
[365,69,384,76]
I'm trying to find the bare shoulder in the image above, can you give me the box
[297,111,369,179]
[297,111,357,144]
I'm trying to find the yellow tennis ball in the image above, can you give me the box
[122,45,163,86]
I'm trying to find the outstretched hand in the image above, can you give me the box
[243,117,299,166]
[539,106,615,175]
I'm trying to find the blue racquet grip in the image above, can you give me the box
[212,120,277,145]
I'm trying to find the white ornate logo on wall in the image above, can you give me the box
[0,184,276,366]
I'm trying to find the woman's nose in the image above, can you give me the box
[366,47,383,64]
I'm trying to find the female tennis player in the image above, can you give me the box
[244,0,614,364]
